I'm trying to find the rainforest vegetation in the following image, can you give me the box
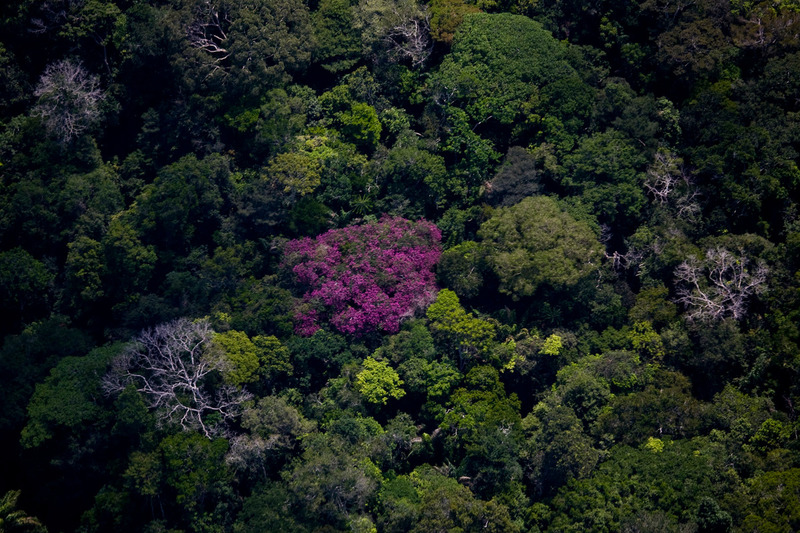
[1,0,800,531]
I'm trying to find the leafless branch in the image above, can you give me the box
[383,11,433,67]
[674,247,768,322]
[644,151,682,204]
[357,0,433,67]
[33,59,104,144]
[644,150,701,221]
[27,0,73,34]
[103,317,250,438]
[605,247,646,275]
[187,0,232,62]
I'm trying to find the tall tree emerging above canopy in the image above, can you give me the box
[426,13,581,204]
[478,196,604,299]
[430,13,575,126]
[282,216,442,336]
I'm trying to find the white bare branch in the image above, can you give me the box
[605,247,646,275]
[357,0,433,67]
[644,150,701,221]
[32,59,104,144]
[187,0,232,62]
[27,0,72,34]
[644,150,682,204]
[674,247,768,322]
[103,317,251,438]
[599,223,613,244]
[383,11,433,67]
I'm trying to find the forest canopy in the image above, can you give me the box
[1,0,799,532]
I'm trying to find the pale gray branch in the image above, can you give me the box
[32,59,104,144]
[674,247,768,322]
[103,317,250,438]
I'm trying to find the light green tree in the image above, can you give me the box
[253,334,294,382]
[356,357,406,405]
[267,151,322,198]
[426,289,496,366]
[629,321,665,361]
[541,334,563,356]
[213,330,260,387]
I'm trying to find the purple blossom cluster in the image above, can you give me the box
[283,217,442,336]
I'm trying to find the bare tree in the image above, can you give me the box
[382,10,432,67]
[356,0,433,67]
[28,0,71,35]
[187,1,231,63]
[605,247,646,275]
[103,318,251,438]
[674,247,768,322]
[32,59,104,144]
[644,149,701,221]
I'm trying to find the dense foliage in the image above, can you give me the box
[1,0,800,531]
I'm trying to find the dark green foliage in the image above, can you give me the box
[0,43,29,117]
[695,497,733,533]
[135,153,230,253]
[21,343,121,449]
[560,129,648,232]
[729,468,800,532]
[437,240,485,300]
[376,465,522,532]
[225,279,295,337]
[18,344,122,530]
[593,368,706,446]
[2,1,800,531]
[284,432,381,526]
[0,248,53,331]
[233,483,310,533]
[380,143,448,214]
[440,366,523,498]
[224,0,315,98]
[546,439,735,532]
[313,0,362,74]
[522,398,601,497]
[0,318,95,499]
[139,432,235,529]
[288,329,355,391]
[486,146,543,207]
[430,13,574,127]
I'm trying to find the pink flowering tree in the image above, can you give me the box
[282,217,442,336]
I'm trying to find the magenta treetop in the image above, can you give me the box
[282,216,442,336]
